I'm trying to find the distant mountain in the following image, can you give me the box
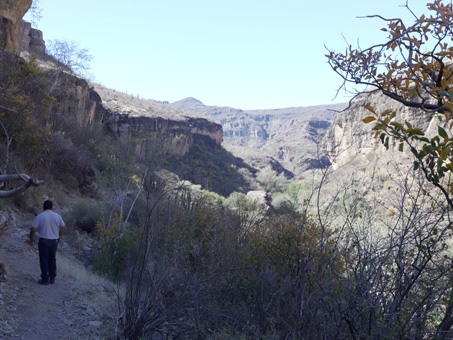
[172,97,245,117]
[171,98,347,177]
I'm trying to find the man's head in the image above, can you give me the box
[43,200,53,210]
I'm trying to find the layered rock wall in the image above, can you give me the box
[105,113,223,155]
[92,85,223,155]
[48,77,223,156]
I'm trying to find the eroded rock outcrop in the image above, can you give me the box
[0,0,32,54]
[20,20,45,54]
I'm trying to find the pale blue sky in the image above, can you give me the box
[26,0,427,109]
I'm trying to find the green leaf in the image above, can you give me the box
[363,116,376,124]
[414,161,419,171]
[398,143,404,152]
[439,126,448,140]
[440,148,450,161]
[364,105,376,114]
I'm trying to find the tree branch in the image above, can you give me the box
[0,174,44,198]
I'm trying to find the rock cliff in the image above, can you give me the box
[323,91,437,168]
[47,78,223,157]
[20,20,45,54]
[0,0,32,54]
[93,85,223,155]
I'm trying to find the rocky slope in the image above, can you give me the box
[172,97,346,177]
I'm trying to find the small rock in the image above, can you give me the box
[26,206,39,216]
[89,321,102,327]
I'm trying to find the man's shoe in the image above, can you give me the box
[38,279,49,285]
[50,277,55,284]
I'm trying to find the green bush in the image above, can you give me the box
[93,214,137,282]
[63,201,102,234]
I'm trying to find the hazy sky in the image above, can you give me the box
[26,0,428,109]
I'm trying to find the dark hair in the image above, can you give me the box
[43,200,53,210]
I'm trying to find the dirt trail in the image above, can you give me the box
[0,214,117,339]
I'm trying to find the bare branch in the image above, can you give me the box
[0,174,44,198]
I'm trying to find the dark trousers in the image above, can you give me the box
[38,238,58,282]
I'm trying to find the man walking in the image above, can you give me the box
[28,200,66,285]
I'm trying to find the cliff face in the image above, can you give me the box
[20,20,45,54]
[323,91,437,167]
[92,85,223,155]
[48,80,223,156]
[0,0,32,54]
[105,114,223,155]
[51,77,107,127]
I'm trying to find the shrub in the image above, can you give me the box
[63,201,102,234]
[93,214,137,282]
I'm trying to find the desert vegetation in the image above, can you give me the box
[2,0,453,339]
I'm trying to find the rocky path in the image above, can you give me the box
[0,215,117,339]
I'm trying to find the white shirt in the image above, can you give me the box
[32,210,65,240]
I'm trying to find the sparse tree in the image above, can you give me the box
[0,52,49,196]
[46,39,93,93]
[326,0,453,210]
[326,2,453,337]
[256,165,288,194]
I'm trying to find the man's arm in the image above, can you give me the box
[58,226,66,241]
[28,227,37,246]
